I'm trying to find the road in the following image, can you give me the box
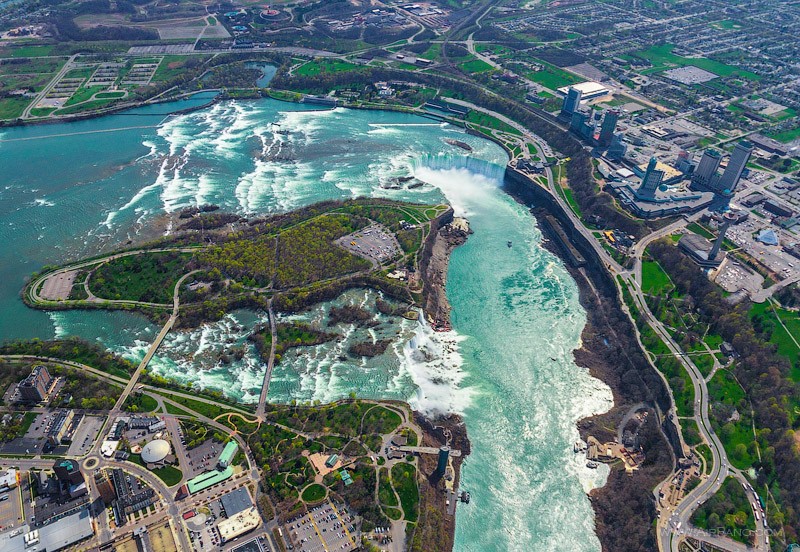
[21,54,78,119]
[255,299,277,420]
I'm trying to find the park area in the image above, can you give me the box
[631,44,760,81]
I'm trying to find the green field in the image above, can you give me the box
[391,462,419,522]
[94,91,126,99]
[751,301,800,381]
[0,97,30,120]
[301,483,327,502]
[708,369,756,469]
[641,260,673,295]
[150,465,183,486]
[634,44,760,81]
[465,110,521,136]
[525,59,581,90]
[295,59,358,77]
[0,45,56,57]
[459,58,494,73]
[712,20,743,30]
[767,125,800,144]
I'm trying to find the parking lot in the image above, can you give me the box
[284,501,357,552]
[185,438,224,478]
[0,413,45,456]
[0,486,22,532]
[66,415,104,456]
[187,497,224,551]
[336,224,401,264]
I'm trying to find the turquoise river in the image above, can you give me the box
[0,95,613,550]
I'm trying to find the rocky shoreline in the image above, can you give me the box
[419,210,471,332]
[411,412,471,552]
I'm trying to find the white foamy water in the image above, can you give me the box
[10,99,616,551]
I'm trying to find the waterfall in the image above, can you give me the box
[410,153,508,183]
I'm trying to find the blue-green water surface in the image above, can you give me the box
[0,97,612,551]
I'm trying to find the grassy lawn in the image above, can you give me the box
[695,443,712,474]
[164,401,195,417]
[301,483,327,502]
[391,462,419,522]
[124,393,159,413]
[687,222,715,240]
[64,85,107,107]
[0,45,55,57]
[708,369,756,469]
[751,301,800,381]
[525,59,581,90]
[464,110,521,136]
[562,187,582,218]
[0,97,31,120]
[295,59,358,77]
[159,393,226,419]
[767,125,800,144]
[95,91,126,99]
[151,465,183,486]
[28,107,56,117]
[641,260,673,295]
[459,58,494,73]
[634,44,760,81]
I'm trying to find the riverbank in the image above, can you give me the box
[503,170,676,551]
[412,411,471,552]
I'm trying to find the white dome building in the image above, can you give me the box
[141,439,170,464]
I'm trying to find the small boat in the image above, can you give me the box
[459,491,471,504]
[507,241,512,248]
[586,461,599,469]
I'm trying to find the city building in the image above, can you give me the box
[140,439,171,465]
[750,133,791,157]
[639,157,665,197]
[53,459,84,485]
[18,365,53,403]
[48,410,77,446]
[94,471,117,504]
[678,213,735,268]
[436,446,450,477]
[606,134,628,161]
[557,81,609,101]
[0,507,94,552]
[0,469,17,491]
[716,140,753,195]
[220,488,254,518]
[598,110,619,147]
[218,440,238,469]
[560,87,582,117]
[675,151,695,175]
[692,149,722,189]
[217,507,261,543]
[325,454,339,469]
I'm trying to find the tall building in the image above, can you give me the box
[639,157,664,197]
[606,134,628,161]
[18,365,52,403]
[598,110,619,147]
[570,110,588,132]
[716,140,753,195]
[675,150,695,174]
[692,149,722,189]
[53,459,84,485]
[708,212,736,261]
[561,87,582,116]
[436,446,450,477]
[94,471,117,505]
